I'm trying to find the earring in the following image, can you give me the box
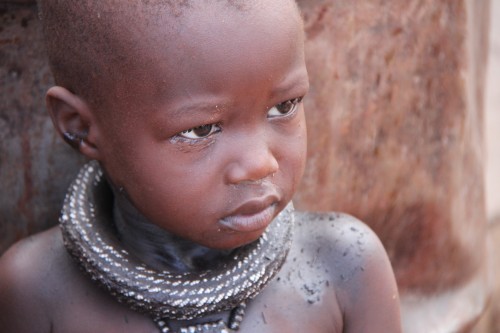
[63,132,85,149]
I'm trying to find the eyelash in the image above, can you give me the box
[178,124,222,140]
[267,97,303,119]
[173,97,304,142]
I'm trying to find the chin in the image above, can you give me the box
[206,230,266,251]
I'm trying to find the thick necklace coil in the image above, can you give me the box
[154,301,246,332]
[60,161,294,326]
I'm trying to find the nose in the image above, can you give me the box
[225,133,279,185]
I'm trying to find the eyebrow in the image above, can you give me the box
[160,71,309,118]
[271,71,310,98]
[166,101,226,119]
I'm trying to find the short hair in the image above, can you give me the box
[38,0,300,111]
[37,0,251,109]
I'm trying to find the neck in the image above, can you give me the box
[111,187,233,273]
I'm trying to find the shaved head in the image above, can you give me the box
[38,0,300,111]
[38,1,186,108]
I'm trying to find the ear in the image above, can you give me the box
[46,86,101,160]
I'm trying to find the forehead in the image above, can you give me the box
[95,0,305,118]
[178,2,302,67]
[132,3,301,87]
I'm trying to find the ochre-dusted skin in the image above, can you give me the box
[0,0,401,332]
[0,214,400,333]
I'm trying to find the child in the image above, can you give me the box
[0,0,402,332]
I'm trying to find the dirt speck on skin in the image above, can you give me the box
[302,281,323,305]
[261,311,267,324]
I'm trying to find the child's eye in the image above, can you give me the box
[178,123,221,139]
[267,97,303,118]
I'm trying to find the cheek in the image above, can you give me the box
[118,163,216,235]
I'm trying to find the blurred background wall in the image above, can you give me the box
[294,1,492,332]
[477,0,500,331]
[485,0,500,223]
[0,2,86,254]
[0,0,498,332]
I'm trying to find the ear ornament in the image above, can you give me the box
[63,131,86,149]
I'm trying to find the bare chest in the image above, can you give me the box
[50,258,342,333]
[238,277,342,333]
[49,219,345,333]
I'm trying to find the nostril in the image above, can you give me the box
[225,149,279,185]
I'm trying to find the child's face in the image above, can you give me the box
[95,1,308,249]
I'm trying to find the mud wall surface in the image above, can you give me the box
[295,0,488,294]
[293,1,489,331]
[0,3,85,254]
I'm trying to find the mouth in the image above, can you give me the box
[219,198,278,233]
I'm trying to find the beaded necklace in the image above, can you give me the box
[60,161,294,332]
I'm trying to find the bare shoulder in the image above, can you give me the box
[0,226,67,332]
[292,211,402,333]
[292,211,393,284]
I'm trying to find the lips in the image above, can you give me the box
[219,196,279,232]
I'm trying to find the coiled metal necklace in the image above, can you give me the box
[60,161,294,332]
